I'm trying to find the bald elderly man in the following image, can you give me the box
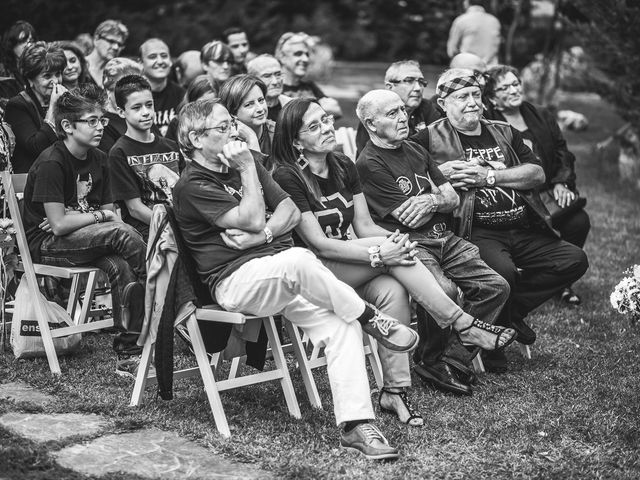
[356,89,509,393]
[139,38,185,136]
[355,60,442,158]
[246,54,291,122]
[411,68,588,371]
[172,50,205,89]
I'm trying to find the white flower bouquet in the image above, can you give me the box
[610,265,640,325]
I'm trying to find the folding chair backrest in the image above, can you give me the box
[0,170,60,371]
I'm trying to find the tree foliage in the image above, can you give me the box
[569,0,640,130]
[2,0,544,66]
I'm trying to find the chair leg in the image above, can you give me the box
[186,314,231,438]
[228,357,242,379]
[519,344,532,360]
[130,337,154,407]
[67,274,82,320]
[472,353,486,374]
[285,321,322,409]
[363,334,384,389]
[75,271,97,325]
[264,317,301,419]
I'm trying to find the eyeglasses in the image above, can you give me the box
[494,80,521,93]
[388,77,428,88]
[99,36,124,49]
[202,117,237,135]
[299,114,335,135]
[75,116,109,128]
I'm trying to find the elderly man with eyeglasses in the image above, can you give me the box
[410,68,589,372]
[172,97,420,460]
[86,19,128,87]
[355,60,442,157]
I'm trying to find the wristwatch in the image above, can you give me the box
[486,170,496,186]
[368,246,383,268]
[263,226,273,244]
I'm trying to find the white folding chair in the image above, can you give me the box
[130,307,301,438]
[1,171,109,374]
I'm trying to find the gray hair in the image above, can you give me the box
[356,89,400,131]
[177,97,223,159]
[384,60,421,83]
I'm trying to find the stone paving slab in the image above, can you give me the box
[0,412,108,442]
[0,381,56,407]
[54,428,270,479]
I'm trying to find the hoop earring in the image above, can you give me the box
[296,147,309,170]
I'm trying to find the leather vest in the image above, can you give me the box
[426,118,556,239]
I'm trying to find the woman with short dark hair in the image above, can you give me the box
[483,65,590,305]
[5,41,68,173]
[219,74,274,162]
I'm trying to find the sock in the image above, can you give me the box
[343,419,368,433]
[355,304,376,326]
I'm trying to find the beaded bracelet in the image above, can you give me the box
[92,212,101,224]
[99,210,107,223]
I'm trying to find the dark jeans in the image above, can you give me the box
[553,208,590,249]
[40,221,147,355]
[470,226,589,326]
[410,231,510,368]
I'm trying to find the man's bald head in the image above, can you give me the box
[449,52,487,73]
[357,89,401,126]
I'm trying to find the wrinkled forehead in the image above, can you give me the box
[445,85,481,100]
[375,95,404,116]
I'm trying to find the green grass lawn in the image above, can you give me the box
[1,74,640,479]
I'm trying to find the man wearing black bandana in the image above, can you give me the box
[411,68,588,371]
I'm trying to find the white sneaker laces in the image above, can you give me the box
[360,424,388,445]
[369,311,395,336]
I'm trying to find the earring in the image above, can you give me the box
[296,147,309,169]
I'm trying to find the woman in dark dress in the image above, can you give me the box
[484,65,590,305]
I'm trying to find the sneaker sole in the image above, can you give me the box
[341,445,400,460]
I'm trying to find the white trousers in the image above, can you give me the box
[215,247,375,425]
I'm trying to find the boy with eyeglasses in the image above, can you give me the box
[23,84,148,375]
[355,60,443,157]
[109,74,183,239]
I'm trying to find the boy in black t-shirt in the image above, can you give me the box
[109,75,183,238]
[23,84,148,377]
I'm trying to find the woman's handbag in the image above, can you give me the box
[539,187,587,220]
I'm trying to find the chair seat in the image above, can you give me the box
[195,306,246,324]
[17,262,100,279]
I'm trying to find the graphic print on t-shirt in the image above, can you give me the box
[315,192,353,239]
[459,132,528,227]
[76,173,93,212]
[127,151,180,205]
[396,173,432,196]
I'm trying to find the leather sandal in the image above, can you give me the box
[378,388,423,427]
[457,318,517,351]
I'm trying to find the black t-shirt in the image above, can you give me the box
[267,101,282,123]
[282,80,325,100]
[153,81,185,136]
[173,158,293,293]
[109,134,183,234]
[273,153,360,246]
[457,125,529,228]
[356,140,451,234]
[24,141,113,261]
